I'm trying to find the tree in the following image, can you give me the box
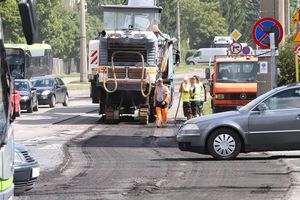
[0,0,25,43]
[157,0,177,36]
[219,0,260,47]
[181,0,228,48]
[277,36,297,86]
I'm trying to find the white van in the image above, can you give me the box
[186,48,228,65]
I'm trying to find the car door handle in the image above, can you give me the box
[297,115,300,120]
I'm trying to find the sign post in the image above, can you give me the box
[294,44,300,82]
[252,17,284,95]
[295,53,299,82]
[293,8,300,82]
[270,33,277,88]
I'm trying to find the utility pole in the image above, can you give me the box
[80,0,88,82]
[176,0,181,56]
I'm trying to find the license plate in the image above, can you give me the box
[32,167,40,178]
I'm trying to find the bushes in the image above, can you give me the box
[277,36,297,86]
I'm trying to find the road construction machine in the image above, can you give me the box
[89,0,178,124]
[0,0,37,198]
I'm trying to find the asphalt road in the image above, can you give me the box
[16,105,291,200]
[15,72,293,200]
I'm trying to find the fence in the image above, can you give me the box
[52,58,79,75]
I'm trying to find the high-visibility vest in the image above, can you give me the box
[190,84,201,101]
[199,82,205,101]
[181,83,190,102]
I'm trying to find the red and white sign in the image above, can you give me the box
[230,42,242,55]
[90,50,98,65]
[295,44,300,62]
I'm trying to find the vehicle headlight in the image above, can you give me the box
[42,90,51,96]
[14,152,23,165]
[21,96,29,101]
[215,93,225,100]
[182,124,199,131]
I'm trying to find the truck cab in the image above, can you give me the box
[210,56,258,113]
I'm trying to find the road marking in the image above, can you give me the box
[39,144,61,150]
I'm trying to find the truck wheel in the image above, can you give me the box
[207,128,241,160]
[139,116,149,125]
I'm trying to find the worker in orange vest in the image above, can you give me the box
[154,78,170,128]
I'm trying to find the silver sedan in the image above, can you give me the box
[177,83,300,160]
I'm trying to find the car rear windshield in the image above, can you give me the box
[15,81,29,91]
[216,62,257,83]
[32,79,54,87]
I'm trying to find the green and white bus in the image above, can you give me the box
[5,43,53,79]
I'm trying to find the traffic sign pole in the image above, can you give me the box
[270,33,277,88]
[296,51,300,82]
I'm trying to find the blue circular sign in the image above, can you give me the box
[252,18,283,49]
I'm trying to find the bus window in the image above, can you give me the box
[5,48,26,79]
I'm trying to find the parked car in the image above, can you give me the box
[177,83,300,160]
[14,143,39,194]
[186,48,228,65]
[15,79,38,113]
[31,76,69,108]
[11,88,21,118]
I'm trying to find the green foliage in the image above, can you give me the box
[157,0,177,36]
[181,0,228,48]
[219,0,260,47]
[277,36,297,86]
[0,0,25,43]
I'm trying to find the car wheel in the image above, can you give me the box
[27,100,33,113]
[49,95,56,108]
[62,94,69,106]
[13,104,21,118]
[33,100,39,112]
[207,128,241,160]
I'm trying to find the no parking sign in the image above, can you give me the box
[252,18,283,49]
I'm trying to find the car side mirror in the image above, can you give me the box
[18,0,38,45]
[205,68,211,80]
[257,103,268,112]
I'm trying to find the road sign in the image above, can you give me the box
[252,18,283,49]
[230,42,242,54]
[294,44,300,62]
[242,46,251,55]
[294,30,300,42]
[295,44,300,82]
[230,29,242,41]
[294,8,300,23]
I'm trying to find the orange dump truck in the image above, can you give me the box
[210,56,258,113]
